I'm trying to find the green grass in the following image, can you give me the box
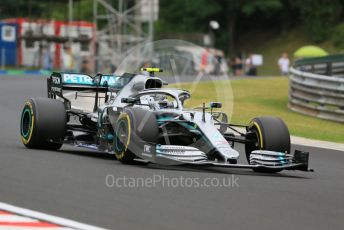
[171,77,344,143]
[239,27,343,76]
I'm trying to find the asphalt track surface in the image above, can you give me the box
[0,75,343,230]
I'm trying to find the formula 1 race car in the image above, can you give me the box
[20,68,311,173]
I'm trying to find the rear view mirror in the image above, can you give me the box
[209,102,222,109]
[121,97,138,104]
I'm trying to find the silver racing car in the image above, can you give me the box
[20,68,311,173]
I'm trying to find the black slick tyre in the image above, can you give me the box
[245,116,290,173]
[20,97,66,150]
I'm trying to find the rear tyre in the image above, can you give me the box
[245,116,290,173]
[20,98,66,150]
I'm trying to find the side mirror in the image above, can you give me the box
[121,97,138,104]
[209,102,222,109]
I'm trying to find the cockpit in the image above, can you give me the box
[135,90,190,110]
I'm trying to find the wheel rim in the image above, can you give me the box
[245,126,262,163]
[115,120,128,152]
[21,108,31,138]
[253,129,261,149]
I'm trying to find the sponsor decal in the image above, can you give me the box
[63,74,93,85]
[51,76,61,85]
[50,75,62,93]
[215,140,229,145]
[62,73,119,86]
[142,145,153,157]
[101,75,118,86]
[144,145,151,153]
[51,86,62,93]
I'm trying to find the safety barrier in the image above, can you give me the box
[288,54,344,122]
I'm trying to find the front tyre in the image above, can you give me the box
[245,116,290,172]
[20,98,66,150]
[114,113,136,163]
[113,108,158,164]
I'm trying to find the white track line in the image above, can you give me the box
[0,215,38,222]
[291,136,344,152]
[234,127,344,151]
[0,202,108,230]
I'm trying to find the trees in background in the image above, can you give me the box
[0,0,343,54]
[214,0,282,55]
[157,0,344,54]
[292,0,343,43]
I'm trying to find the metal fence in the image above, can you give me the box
[288,54,344,123]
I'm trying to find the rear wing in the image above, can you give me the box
[47,72,120,98]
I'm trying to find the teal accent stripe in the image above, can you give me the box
[21,108,31,138]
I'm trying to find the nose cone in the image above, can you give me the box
[218,146,240,160]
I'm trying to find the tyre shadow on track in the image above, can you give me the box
[136,164,308,179]
[58,149,117,160]
[13,146,117,161]
[21,147,308,179]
